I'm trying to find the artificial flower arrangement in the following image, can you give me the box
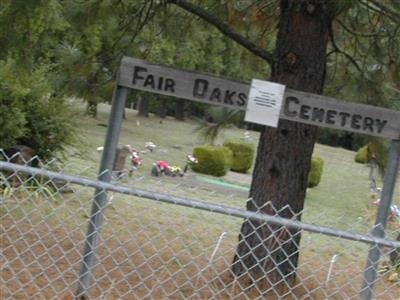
[372,198,400,226]
[121,145,143,176]
[151,160,182,177]
[97,144,199,180]
[130,150,143,168]
[151,154,198,177]
[184,154,199,173]
[124,142,157,173]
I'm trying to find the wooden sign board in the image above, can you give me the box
[119,56,400,139]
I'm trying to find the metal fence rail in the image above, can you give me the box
[1,161,399,250]
[1,157,399,299]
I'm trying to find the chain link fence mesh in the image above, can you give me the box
[1,143,399,299]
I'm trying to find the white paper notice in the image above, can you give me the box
[244,79,286,127]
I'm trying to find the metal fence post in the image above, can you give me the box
[75,85,128,298]
[360,139,400,300]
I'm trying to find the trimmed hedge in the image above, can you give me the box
[308,156,324,188]
[355,144,369,164]
[223,139,255,173]
[192,145,232,177]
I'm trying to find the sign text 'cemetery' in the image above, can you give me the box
[119,57,400,139]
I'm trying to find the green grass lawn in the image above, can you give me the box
[66,101,399,230]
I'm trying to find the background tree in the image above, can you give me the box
[322,0,400,156]
[0,0,76,160]
[56,0,158,117]
[136,2,267,120]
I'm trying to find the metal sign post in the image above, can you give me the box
[360,139,400,300]
[76,85,128,298]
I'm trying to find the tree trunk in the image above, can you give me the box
[232,0,335,290]
[158,98,167,119]
[125,97,136,110]
[175,99,185,121]
[137,95,149,117]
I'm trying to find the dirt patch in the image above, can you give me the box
[2,208,399,300]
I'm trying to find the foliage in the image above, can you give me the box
[0,60,26,149]
[53,1,161,117]
[355,145,369,164]
[191,145,232,177]
[223,139,255,173]
[194,107,244,145]
[0,0,67,65]
[308,156,324,188]
[0,1,77,160]
[326,1,400,111]
[368,140,390,171]
[354,140,389,174]
[0,59,76,160]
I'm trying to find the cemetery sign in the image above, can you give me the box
[119,57,400,139]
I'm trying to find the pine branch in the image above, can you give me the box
[165,0,275,65]
[358,0,399,23]
[328,25,362,73]
[367,0,400,20]
[336,18,386,38]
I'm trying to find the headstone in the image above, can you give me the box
[113,146,131,171]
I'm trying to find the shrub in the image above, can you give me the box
[354,141,389,175]
[308,156,324,188]
[0,59,76,160]
[17,95,76,160]
[223,139,255,173]
[221,146,233,169]
[192,145,232,177]
[355,144,369,164]
[367,140,389,172]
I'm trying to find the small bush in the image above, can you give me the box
[223,139,255,173]
[192,145,232,177]
[354,140,389,175]
[355,144,369,164]
[221,146,233,169]
[368,140,389,171]
[308,156,324,188]
[0,59,76,160]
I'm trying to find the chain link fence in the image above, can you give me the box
[1,146,399,299]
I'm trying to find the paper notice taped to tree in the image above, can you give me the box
[244,79,286,127]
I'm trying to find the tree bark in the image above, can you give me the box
[137,95,149,117]
[175,98,185,121]
[232,0,335,290]
[158,98,167,119]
